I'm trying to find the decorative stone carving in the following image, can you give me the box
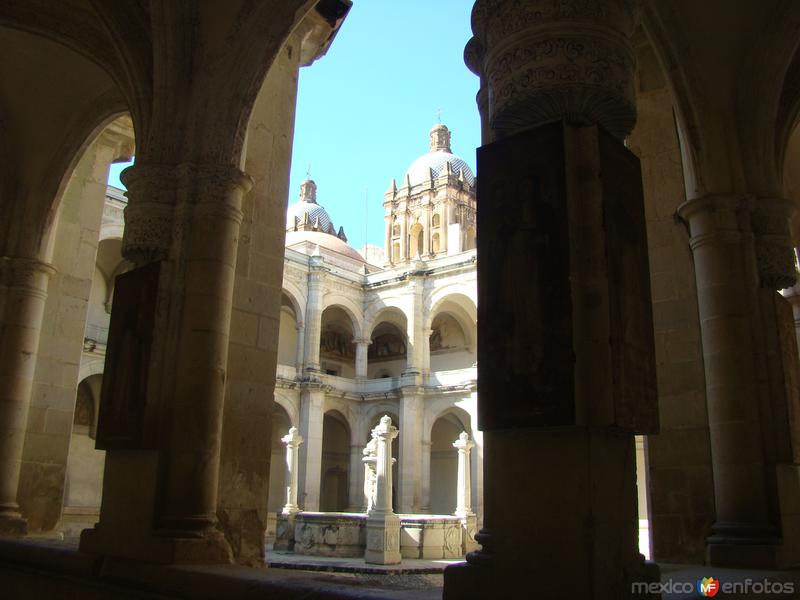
[466,0,642,139]
[364,415,401,565]
[120,164,177,265]
[281,427,303,515]
[362,434,378,512]
[751,197,798,290]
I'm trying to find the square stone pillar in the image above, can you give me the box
[297,386,324,512]
[445,122,659,598]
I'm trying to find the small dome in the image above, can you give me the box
[285,179,334,232]
[403,124,475,188]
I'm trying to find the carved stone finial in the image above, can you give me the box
[300,179,317,203]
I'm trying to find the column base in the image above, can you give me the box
[365,512,401,565]
[0,512,28,536]
[274,513,297,552]
[80,525,233,565]
[707,522,780,568]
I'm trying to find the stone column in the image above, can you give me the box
[446,1,657,597]
[420,439,432,513]
[365,415,401,565]
[297,386,324,511]
[157,165,252,540]
[677,196,781,566]
[354,337,371,379]
[453,432,475,517]
[404,274,425,375]
[303,256,326,373]
[295,323,305,375]
[0,258,55,534]
[281,427,303,515]
[454,431,479,554]
[347,443,363,511]
[398,391,423,514]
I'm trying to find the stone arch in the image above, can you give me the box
[281,280,306,325]
[320,304,359,377]
[321,409,351,511]
[78,358,105,384]
[409,222,424,258]
[273,391,299,429]
[321,296,363,339]
[363,296,411,338]
[99,222,124,242]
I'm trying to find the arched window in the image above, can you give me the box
[392,224,401,236]
[432,233,441,253]
[432,213,441,227]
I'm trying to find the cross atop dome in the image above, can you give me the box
[429,123,452,153]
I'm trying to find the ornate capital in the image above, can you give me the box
[0,257,56,299]
[467,0,642,139]
[751,197,798,289]
[453,431,476,453]
[121,164,177,265]
[121,163,253,266]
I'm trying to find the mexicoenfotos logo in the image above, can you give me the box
[697,577,720,597]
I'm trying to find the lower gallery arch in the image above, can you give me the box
[429,411,470,515]
[320,410,351,511]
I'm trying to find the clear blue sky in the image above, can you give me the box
[109,1,480,251]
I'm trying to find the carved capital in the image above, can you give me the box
[121,163,253,265]
[468,0,642,139]
[751,197,798,289]
[0,257,56,299]
[121,164,177,265]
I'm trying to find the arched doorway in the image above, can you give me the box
[277,291,300,369]
[429,412,468,515]
[319,306,357,377]
[320,411,351,512]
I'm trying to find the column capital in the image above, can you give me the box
[121,163,252,265]
[751,197,798,289]
[0,257,56,292]
[467,0,642,139]
[352,337,372,346]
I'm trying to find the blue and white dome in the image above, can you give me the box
[403,124,475,187]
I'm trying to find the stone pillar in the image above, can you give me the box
[0,258,55,534]
[404,274,426,375]
[446,1,658,597]
[365,415,401,565]
[354,337,371,379]
[303,256,326,373]
[453,432,475,517]
[398,391,423,514]
[281,427,303,515]
[420,439,432,513]
[454,432,479,554]
[347,443,363,511]
[295,323,305,374]
[677,195,782,566]
[157,165,252,539]
[297,386,324,511]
